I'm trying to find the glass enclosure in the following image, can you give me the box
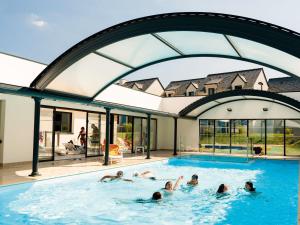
[266,120,284,156]
[39,107,158,161]
[87,113,101,156]
[248,120,266,155]
[215,120,230,154]
[199,120,214,153]
[116,115,133,153]
[231,120,248,154]
[39,108,53,161]
[286,120,300,156]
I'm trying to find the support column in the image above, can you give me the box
[104,108,111,165]
[29,97,42,177]
[173,117,178,156]
[146,114,151,159]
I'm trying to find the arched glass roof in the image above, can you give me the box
[30,12,300,99]
[179,89,300,118]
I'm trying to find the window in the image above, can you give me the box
[167,93,173,97]
[234,85,243,90]
[188,91,195,96]
[208,88,215,95]
[54,111,72,132]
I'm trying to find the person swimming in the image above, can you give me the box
[187,174,198,186]
[99,170,133,182]
[152,191,162,200]
[244,181,256,192]
[133,171,156,180]
[217,184,229,194]
[163,176,184,192]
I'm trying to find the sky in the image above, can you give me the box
[0,0,300,86]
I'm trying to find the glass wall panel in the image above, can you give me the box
[39,108,54,161]
[248,120,265,155]
[266,120,284,156]
[54,110,86,160]
[142,118,147,149]
[100,114,106,148]
[215,120,230,154]
[116,115,133,153]
[87,113,101,156]
[199,120,214,153]
[150,119,157,150]
[133,118,142,151]
[286,120,300,156]
[231,120,248,154]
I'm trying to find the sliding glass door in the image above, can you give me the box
[266,120,284,156]
[231,120,248,154]
[286,120,300,156]
[215,120,230,154]
[199,120,214,152]
[87,113,101,156]
[39,108,54,161]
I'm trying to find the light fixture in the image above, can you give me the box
[227,108,232,112]
[263,108,268,111]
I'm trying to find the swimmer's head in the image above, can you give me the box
[191,174,198,181]
[116,171,123,177]
[133,171,139,177]
[152,192,162,200]
[165,181,173,190]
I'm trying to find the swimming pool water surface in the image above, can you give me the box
[0,156,298,225]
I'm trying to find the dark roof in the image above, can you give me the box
[268,77,300,92]
[165,78,205,96]
[119,77,160,91]
[165,68,264,95]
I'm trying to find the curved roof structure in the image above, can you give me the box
[29,12,300,99]
[179,89,300,118]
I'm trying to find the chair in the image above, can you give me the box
[103,144,123,164]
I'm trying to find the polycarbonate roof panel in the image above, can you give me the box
[46,53,130,97]
[157,31,239,56]
[96,34,180,67]
[228,36,300,76]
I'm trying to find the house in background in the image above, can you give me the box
[165,68,269,97]
[268,77,300,93]
[118,77,165,96]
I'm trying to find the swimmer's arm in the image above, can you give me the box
[173,176,184,190]
[122,178,134,182]
[99,175,114,182]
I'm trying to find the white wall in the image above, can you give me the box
[159,96,202,114]
[146,80,164,96]
[0,53,46,87]
[231,76,245,89]
[0,94,34,164]
[253,71,268,91]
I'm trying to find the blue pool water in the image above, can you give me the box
[0,156,298,225]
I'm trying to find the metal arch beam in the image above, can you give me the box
[30,12,300,94]
[179,89,300,117]
[194,98,300,118]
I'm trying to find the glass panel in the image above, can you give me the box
[157,31,239,56]
[249,120,265,155]
[199,120,214,153]
[97,34,179,67]
[231,120,248,154]
[215,120,230,154]
[150,119,157,150]
[39,108,53,161]
[266,120,284,156]
[54,110,86,160]
[100,114,106,147]
[142,118,147,149]
[87,113,101,156]
[286,120,300,156]
[116,115,133,153]
[228,36,300,76]
[133,118,142,151]
[46,53,130,97]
